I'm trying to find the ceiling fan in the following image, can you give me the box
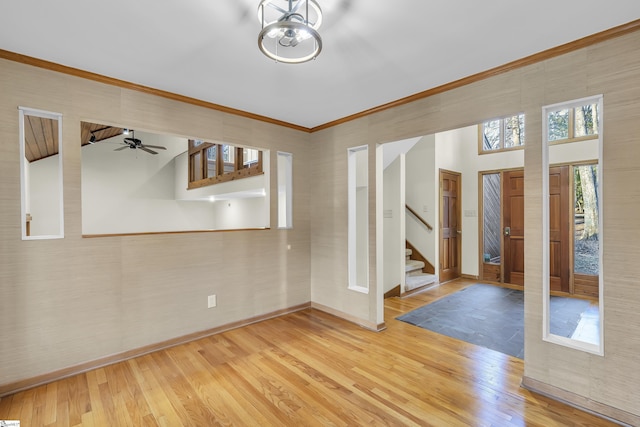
[114,130,167,155]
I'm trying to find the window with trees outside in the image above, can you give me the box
[479,113,525,153]
[188,139,263,189]
[574,163,599,277]
[547,102,599,143]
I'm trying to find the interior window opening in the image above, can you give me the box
[80,122,269,235]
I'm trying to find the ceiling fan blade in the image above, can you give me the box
[114,146,129,151]
[139,146,158,155]
[142,144,166,150]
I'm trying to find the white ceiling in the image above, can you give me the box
[2,1,640,129]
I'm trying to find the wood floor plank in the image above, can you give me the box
[68,372,91,425]
[215,360,293,426]
[42,382,58,425]
[165,343,250,426]
[150,349,221,426]
[84,370,109,427]
[53,379,71,427]
[127,356,186,427]
[258,349,358,426]
[0,394,14,419]
[0,279,620,426]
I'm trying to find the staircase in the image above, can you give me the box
[405,248,437,292]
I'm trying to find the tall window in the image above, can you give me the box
[542,94,603,355]
[479,113,525,153]
[277,151,293,229]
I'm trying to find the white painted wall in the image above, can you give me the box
[28,154,61,236]
[347,146,370,292]
[383,155,404,293]
[212,196,269,229]
[277,151,293,229]
[549,138,599,165]
[405,134,436,267]
[382,137,420,170]
[24,157,30,212]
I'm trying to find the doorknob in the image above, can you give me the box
[504,226,511,236]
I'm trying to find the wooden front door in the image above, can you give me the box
[439,170,461,283]
[549,165,570,292]
[503,170,524,286]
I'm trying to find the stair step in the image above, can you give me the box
[405,274,437,291]
[405,259,424,274]
[405,248,412,257]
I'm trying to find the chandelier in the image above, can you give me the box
[258,0,323,64]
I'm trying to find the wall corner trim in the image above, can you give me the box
[311,302,386,332]
[521,376,639,427]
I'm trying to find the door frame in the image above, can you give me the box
[478,167,524,285]
[439,169,461,282]
[551,160,600,297]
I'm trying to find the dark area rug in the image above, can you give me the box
[397,284,591,359]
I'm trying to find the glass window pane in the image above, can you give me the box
[548,109,570,141]
[574,164,599,275]
[504,114,525,148]
[244,148,259,167]
[222,145,234,173]
[482,120,501,150]
[482,173,501,263]
[206,146,217,178]
[574,103,599,138]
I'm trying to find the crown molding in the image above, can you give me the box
[0,49,310,133]
[1,19,639,134]
[310,18,640,132]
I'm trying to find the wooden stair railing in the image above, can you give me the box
[405,204,433,231]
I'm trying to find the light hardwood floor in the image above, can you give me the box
[0,279,616,426]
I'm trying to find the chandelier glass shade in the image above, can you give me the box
[258,0,323,64]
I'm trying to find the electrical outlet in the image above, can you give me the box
[207,294,217,308]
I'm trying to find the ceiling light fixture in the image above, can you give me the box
[258,0,322,64]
